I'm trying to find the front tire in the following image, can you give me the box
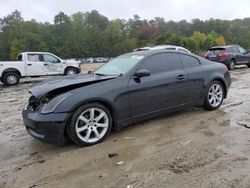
[68,103,112,146]
[247,63,250,68]
[204,81,224,110]
[65,67,78,75]
[2,72,20,86]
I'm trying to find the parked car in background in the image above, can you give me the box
[79,58,87,64]
[0,52,81,86]
[22,49,231,146]
[86,58,95,63]
[101,57,110,63]
[204,45,250,70]
[134,45,192,54]
[95,57,105,63]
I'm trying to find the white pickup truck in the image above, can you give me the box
[0,52,81,86]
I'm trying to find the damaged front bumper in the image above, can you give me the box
[22,109,71,145]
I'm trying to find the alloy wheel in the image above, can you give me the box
[7,75,18,85]
[208,83,223,108]
[67,69,77,75]
[75,108,109,143]
[230,61,235,70]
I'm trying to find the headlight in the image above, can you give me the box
[40,92,73,114]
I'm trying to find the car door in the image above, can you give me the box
[26,53,45,76]
[128,52,188,118]
[42,54,62,75]
[179,54,204,103]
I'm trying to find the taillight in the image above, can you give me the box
[219,52,229,58]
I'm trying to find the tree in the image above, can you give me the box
[54,12,70,24]
[0,10,23,31]
[7,10,250,60]
[85,10,109,30]
[216,36,226,46]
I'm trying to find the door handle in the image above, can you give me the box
[44,63,48,66]
[27,64,32,66]
[176,75,185,80]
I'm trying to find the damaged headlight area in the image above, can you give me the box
[25,96,41,111]
[40,92,74,114]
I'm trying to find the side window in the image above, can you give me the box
[43,54,60,63]
[27,54,42,62]
[233,47,240,53]
[227,47,233,53]
[140,53,182,74]
[180,54,200,68]
[239,47,246,54]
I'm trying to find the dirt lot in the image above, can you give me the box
[0,65,250,188]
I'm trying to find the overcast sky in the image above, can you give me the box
[0,0,250,23]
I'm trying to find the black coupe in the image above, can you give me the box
[22,50,231,146]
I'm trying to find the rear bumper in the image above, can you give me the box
[22,109,71,145]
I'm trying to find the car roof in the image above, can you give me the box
[127,49,193,57]
[134,45,191,53]
[22,52,53,54]
[133,47,152,51]
[210,44,239,49]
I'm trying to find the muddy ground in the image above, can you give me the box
[0,65,250,188]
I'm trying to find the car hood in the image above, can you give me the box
[63,59,81,64]
[30,73,118,98]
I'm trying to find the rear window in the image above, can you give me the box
[209,48,226,52]
[17,54,22,61]
[208,48,226,55]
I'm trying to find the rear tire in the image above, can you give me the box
[204,81,224,110]
[247,63,250,68]
[228,60,235,70]
[68,103,112,147]
[2,72,20,86]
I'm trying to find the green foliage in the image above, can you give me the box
[1,10,250,60]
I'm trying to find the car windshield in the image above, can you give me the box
[94,54,144,76]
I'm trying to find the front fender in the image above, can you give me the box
[53,78,130,124]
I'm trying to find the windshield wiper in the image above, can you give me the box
[94,73,107,76]
[95,72,123,77]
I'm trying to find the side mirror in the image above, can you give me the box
[134,69,151,78]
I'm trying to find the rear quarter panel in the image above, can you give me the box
[200,60,230,97]
[0,61,26,77]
